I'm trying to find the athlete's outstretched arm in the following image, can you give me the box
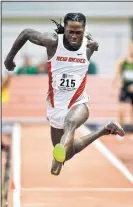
[4,29,55,71]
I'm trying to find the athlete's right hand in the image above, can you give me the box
[4,58,16,71]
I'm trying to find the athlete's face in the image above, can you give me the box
[64,21,85,49]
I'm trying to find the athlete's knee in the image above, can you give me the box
[64,119,77,131]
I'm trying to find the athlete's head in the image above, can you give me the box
[64,13,86,48]
[51,13,86,49]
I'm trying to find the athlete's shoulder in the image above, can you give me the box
[43,32,58,47]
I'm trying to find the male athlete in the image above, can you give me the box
[113,42,133,127]
[4,13,125,176]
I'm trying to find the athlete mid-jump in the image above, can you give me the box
[4,13,125,176]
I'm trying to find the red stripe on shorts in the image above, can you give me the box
[68,73,87,109]
[47,61,54,107]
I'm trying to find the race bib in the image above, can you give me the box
[55,74,80,91]
[123,70,133,81]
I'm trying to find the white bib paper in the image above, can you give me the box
[55,74,80,91]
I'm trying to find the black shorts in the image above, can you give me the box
[119,88,133,105]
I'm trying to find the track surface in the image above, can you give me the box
[13,124,133,207]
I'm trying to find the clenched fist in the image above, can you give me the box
[4,58,16,71]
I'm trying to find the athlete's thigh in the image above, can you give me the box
[64,103,89,129]
[50,126,64,146]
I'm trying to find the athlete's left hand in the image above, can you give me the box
[85,33,99,51]
[4,58,16,71]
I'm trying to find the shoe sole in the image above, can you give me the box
[53,144,66,163]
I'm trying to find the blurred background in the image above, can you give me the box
[2,1,133,126]
[2,1,133,74]
[1,1,133,207]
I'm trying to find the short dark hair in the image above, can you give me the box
[51,13,86,34]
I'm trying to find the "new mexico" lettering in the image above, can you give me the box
[56,56,85,63]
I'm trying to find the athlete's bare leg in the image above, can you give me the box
[51,127,64,146]
[118,102,125,127]
[60,103,89,153]
[51,122,125,175]
[51,122,124,160]
[51,104,125,175]
[51,103,89,175]
[51,127,75,160]
[50,127,64,175]
[50,126,77,175]
[72,121,124,154]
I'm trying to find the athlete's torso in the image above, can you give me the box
[47,34,90,109]
[121,59,133,88]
